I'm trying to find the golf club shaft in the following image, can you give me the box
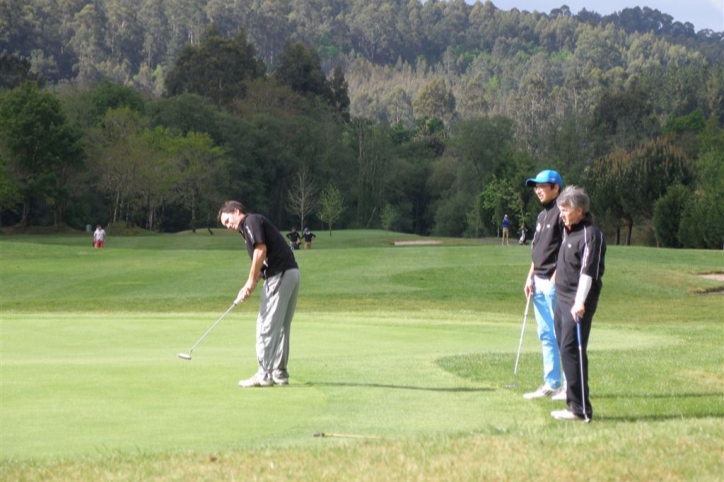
[513,294,532,375]
[576,319,589,422]
[187,302,237,353]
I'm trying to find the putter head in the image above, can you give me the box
[177,353,192,360]
[505,382,518,389]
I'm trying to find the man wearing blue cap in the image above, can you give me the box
[522,170,566,400]
[302,227,316,249]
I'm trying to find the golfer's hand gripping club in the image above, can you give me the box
[235,276,259,305]
[234,289,245,306]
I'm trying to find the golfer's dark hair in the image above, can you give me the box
[557,186,589,213]
[217,200,246,221]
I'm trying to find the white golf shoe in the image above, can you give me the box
[523,384,558,399]
[551,386,567,401]
[239,373,274,388]
[272,372,289,386]
[551,408,589,422]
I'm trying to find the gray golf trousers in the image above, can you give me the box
[255,268,300,378]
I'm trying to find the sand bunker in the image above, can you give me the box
[698,273,724,294]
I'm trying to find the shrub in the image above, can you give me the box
[653,185,691,248]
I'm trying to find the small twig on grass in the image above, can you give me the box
[313,432,381,439]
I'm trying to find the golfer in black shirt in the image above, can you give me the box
[286,227,301,249]
[524,170,566,400]
[218,201,300,388]
[550,187,606,421]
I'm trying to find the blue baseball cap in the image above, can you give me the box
[526,170,563,188]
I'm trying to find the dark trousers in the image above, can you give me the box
[554,299,595,418]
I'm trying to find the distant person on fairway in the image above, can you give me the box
[550,186,606,422]
[93,224,106,248]
[302,227,316,249]
[523,170,566,400]
[502,215,510,245]
[286,227,301,250]
[218,201,301,388]
[518,222,529,245]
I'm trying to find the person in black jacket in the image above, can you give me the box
[518,222,529,245]
[286,227,301,250]
[550,186,606,422]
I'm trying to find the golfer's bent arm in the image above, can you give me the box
[572,274,592,318]
[236,244,267,303]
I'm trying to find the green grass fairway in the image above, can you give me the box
[1,230,722,481]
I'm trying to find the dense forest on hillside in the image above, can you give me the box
[1,0,723,248]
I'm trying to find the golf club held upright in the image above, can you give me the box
[575,316,590,423]
[506,293,531,388]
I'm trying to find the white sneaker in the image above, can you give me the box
[523,385,557,399]
[551,386,567,401]
[272,370,289,385]
[238,374,274,388]
[551,408,588,422]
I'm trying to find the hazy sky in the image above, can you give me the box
[477,1,724,33]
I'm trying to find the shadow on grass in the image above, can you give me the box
[595,391,724,421]
[597,413,724,422]
[595,391,723,400]
[305,381,493,393]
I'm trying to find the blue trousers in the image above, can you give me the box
[532,276,565,388]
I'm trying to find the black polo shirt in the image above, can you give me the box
[555,214,606,308]
[239,214,298,278]
[531,199,564,279]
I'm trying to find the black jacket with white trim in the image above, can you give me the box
[555,213,606,308]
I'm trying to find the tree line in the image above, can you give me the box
[1,2,723,248]
[2,1,722,85]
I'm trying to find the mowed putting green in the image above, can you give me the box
[1,230,722,480]
[1,311,675,459]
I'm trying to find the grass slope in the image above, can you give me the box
[1,230,722,481]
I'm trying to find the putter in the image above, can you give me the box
[178,302,238,360]
[576,318,591,423]
[506,293,532,389]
